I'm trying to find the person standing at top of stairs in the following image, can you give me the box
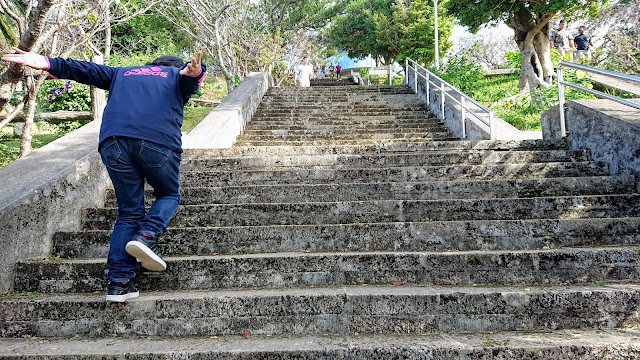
[1,46,207,303]
[295,56,314,87]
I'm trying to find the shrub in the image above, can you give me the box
[432,56,485,94]
[38,80,91,112]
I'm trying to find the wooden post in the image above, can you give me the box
[90,54,106,122]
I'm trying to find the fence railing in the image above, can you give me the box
[405,58,494,139]
[557,61,640,137]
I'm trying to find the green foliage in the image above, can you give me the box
[38,80,91,112]
[360,67,370,77]
[325,0,394,60]
[110,13,191,57]
[432,56,485,94]
[445,0,607,32]
[505,51,522,69]
[326,0,454,65]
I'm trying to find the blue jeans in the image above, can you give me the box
[99,136,181,282]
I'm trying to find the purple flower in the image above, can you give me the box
[75,106,80,110]
[139,59,143,62]
[48,97,53,102]
[56,89,64,95]
[51,89,56,95]
[65,81,71,92]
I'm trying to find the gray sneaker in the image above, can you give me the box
[125,233,167,271]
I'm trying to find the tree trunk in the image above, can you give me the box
[91,54,106,122]
[213,18,236,94]
[19,78,38,157]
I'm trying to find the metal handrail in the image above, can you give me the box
[405,58,495,139]
[557,61,640,137]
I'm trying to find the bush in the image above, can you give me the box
[38,80,91,112]
[505,51,522,69]
[432,56,485,94]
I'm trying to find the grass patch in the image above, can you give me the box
[452,73,596,131]
[368,74,404,86]
[182,107,212,134]
[0,121,89,168]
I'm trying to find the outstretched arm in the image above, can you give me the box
[1,47,49,70]
[2,47,116,90]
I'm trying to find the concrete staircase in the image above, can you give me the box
[1,85,639,358]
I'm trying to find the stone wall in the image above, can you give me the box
[183,72,272,149]
[542,99,640,191]
[0,120,110,291]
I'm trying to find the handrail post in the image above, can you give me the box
[557,67,567,137]
[489,111,495,140]
[440,81,445,120]
[404,58,408,85]
[460,96,466,139]
[413,64,418,94]
[426,71,430,105]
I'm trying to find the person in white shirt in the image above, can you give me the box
[295,56,314,87]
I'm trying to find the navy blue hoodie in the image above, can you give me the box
[46,57,206,153]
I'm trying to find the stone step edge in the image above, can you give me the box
[28,247,640,264]
[1,330,639,358]
[92,193,638,210]
[106,175,626,193]
[179,161,606,176]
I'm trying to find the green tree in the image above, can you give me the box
[374,0,453,66]
[446,0,606,91]
[325,0,394,62]
[325,0,453,68]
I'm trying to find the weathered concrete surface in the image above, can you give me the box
[407,68,541,140]
[104,176,634,207]
[0,120,109,292]
[13,248,640,292]
[54,217,640,259]
[542,99,640,190]
[179,150,589,172]
[1,285,639,337]
[180,162,610,187]
[82,195,640,229]
[183,72,272,149]
[1,330,639,359]
[182,138,570,159]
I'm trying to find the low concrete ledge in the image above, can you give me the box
[0,120,109,291]
[542,99,640,190]
[408,70,540,141]
[183,72,272,149]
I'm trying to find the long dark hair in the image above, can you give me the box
[146,56,184,68]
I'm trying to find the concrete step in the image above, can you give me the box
[252,110,432,117]
[104,176,634,207]
[2,330,639,359]
[235,132,456,142]
[2,284,639,336]
[180,150,589,172]
[83,195,640,229]
[15,247,640,293]
[232,138,462,146]
[246,119,441,127]
[243,124,446,131]
[56,217,640,259]
[182,139,570,159]
[179,162,609,187]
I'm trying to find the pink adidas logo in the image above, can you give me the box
[124,66,168,78]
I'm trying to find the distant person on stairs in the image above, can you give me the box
[336,62,342,81]
[295,56,314,87]
[2,46,207,303]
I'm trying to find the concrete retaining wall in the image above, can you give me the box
[407,68,539,141]
[183,72,272,149]
[542,99,640,191]
[0,120,110,291]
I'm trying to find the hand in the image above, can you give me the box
[180,47,205,76]
[1,47,49,70]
